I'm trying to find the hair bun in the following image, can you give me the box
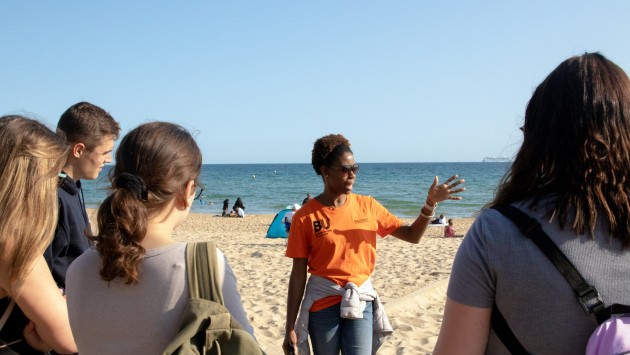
[116,173,148,201]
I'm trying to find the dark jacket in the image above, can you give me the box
[43,175,92,289]
[233,198,245,210]
[0,297,42,354]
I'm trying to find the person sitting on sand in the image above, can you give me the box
[434,53,630,354]
[230,205,245,218]
[283,133,465,355]
[65,122,255,354]
[284,203,299,232]
[222,198,230,216]
[233,197,245,211]
[444,219,455,238]
[431,214,446,225]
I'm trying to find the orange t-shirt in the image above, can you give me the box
[285,193,402,312]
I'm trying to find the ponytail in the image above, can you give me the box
[93,174,149,284]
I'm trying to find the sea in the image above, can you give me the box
[81,162,511,219]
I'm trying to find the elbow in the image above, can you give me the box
[53,343,78,354]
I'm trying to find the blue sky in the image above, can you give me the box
[2,1,629,163]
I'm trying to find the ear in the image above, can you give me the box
[71,143,86,158]
[182,180,195,208]
[320,165,329,177]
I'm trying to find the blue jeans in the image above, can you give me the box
[309,301,373,355]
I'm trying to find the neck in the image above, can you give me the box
[316,191,349,208]
[62,163,79,180]
[142,223,177,249]
[140,203,182,249]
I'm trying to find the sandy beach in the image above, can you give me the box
[88,210,472,354]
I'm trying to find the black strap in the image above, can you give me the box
[492,205,606,317]
[489,204,609,354]
[491,304,530,355]
[596,303,630,325]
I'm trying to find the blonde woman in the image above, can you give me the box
[0,115,77,353]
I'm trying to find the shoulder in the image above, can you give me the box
[350,194,387,213]
[66,248,99,283]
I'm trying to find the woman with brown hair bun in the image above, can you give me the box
[65,122,255,354]
[283,133,465,355]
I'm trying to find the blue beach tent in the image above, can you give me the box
[266,208,292,238]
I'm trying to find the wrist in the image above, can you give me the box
[420,210,435,219]
[424,200,437,212]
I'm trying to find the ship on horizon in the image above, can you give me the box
[482,156,511,163]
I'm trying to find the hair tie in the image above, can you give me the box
[116,173,148,201]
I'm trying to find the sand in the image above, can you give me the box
[87,210,471,354]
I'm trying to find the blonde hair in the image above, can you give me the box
[0,116,68,293]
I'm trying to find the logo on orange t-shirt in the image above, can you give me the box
[313,218,330,238]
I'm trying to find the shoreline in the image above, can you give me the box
[86,209,472,354]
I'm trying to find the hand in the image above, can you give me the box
[426,175,465,206]
[23,321,53,353]
[283,330,298,355]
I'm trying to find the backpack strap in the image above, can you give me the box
[596,303,630,325]
[491,304,530,355]
[489,204,611,353]
[185,242,224,305]
[0,298,16,331]
[492,204,606,316]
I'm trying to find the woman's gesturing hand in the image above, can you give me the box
[426,175,465,206]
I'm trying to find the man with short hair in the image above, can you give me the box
[44,102,120,289]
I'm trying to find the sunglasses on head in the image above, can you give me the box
[329,163,359,176]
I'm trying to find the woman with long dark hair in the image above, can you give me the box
[434,53,630,354]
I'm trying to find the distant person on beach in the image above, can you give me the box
[233,205,245,218]
[283,133,465,355]
[444,219,455,238]
[0,116,77,354]
[431,214,446,225]
[302,193,311,206]
[65,122,255,354]
[434,53,630,354]
[222,198,230,216]
[233,197,245,211]
[284,203,300,232]
[44,102,120,290]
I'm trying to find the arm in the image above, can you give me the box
[13,256,77,354]
[283,258,307,355]
[391,175,465,244]
[433,297,491,355]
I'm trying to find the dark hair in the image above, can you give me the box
[311,134,352,175]
[490,52,630,246]
[57,101,120,149]
[93,122,202,284]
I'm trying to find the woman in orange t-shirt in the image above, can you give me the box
[283,134,465,355]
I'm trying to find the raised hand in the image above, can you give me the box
[426,175,465,205]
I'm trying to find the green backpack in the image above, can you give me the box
[163,242,264,355]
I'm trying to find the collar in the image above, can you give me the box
[59,172,81,196]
